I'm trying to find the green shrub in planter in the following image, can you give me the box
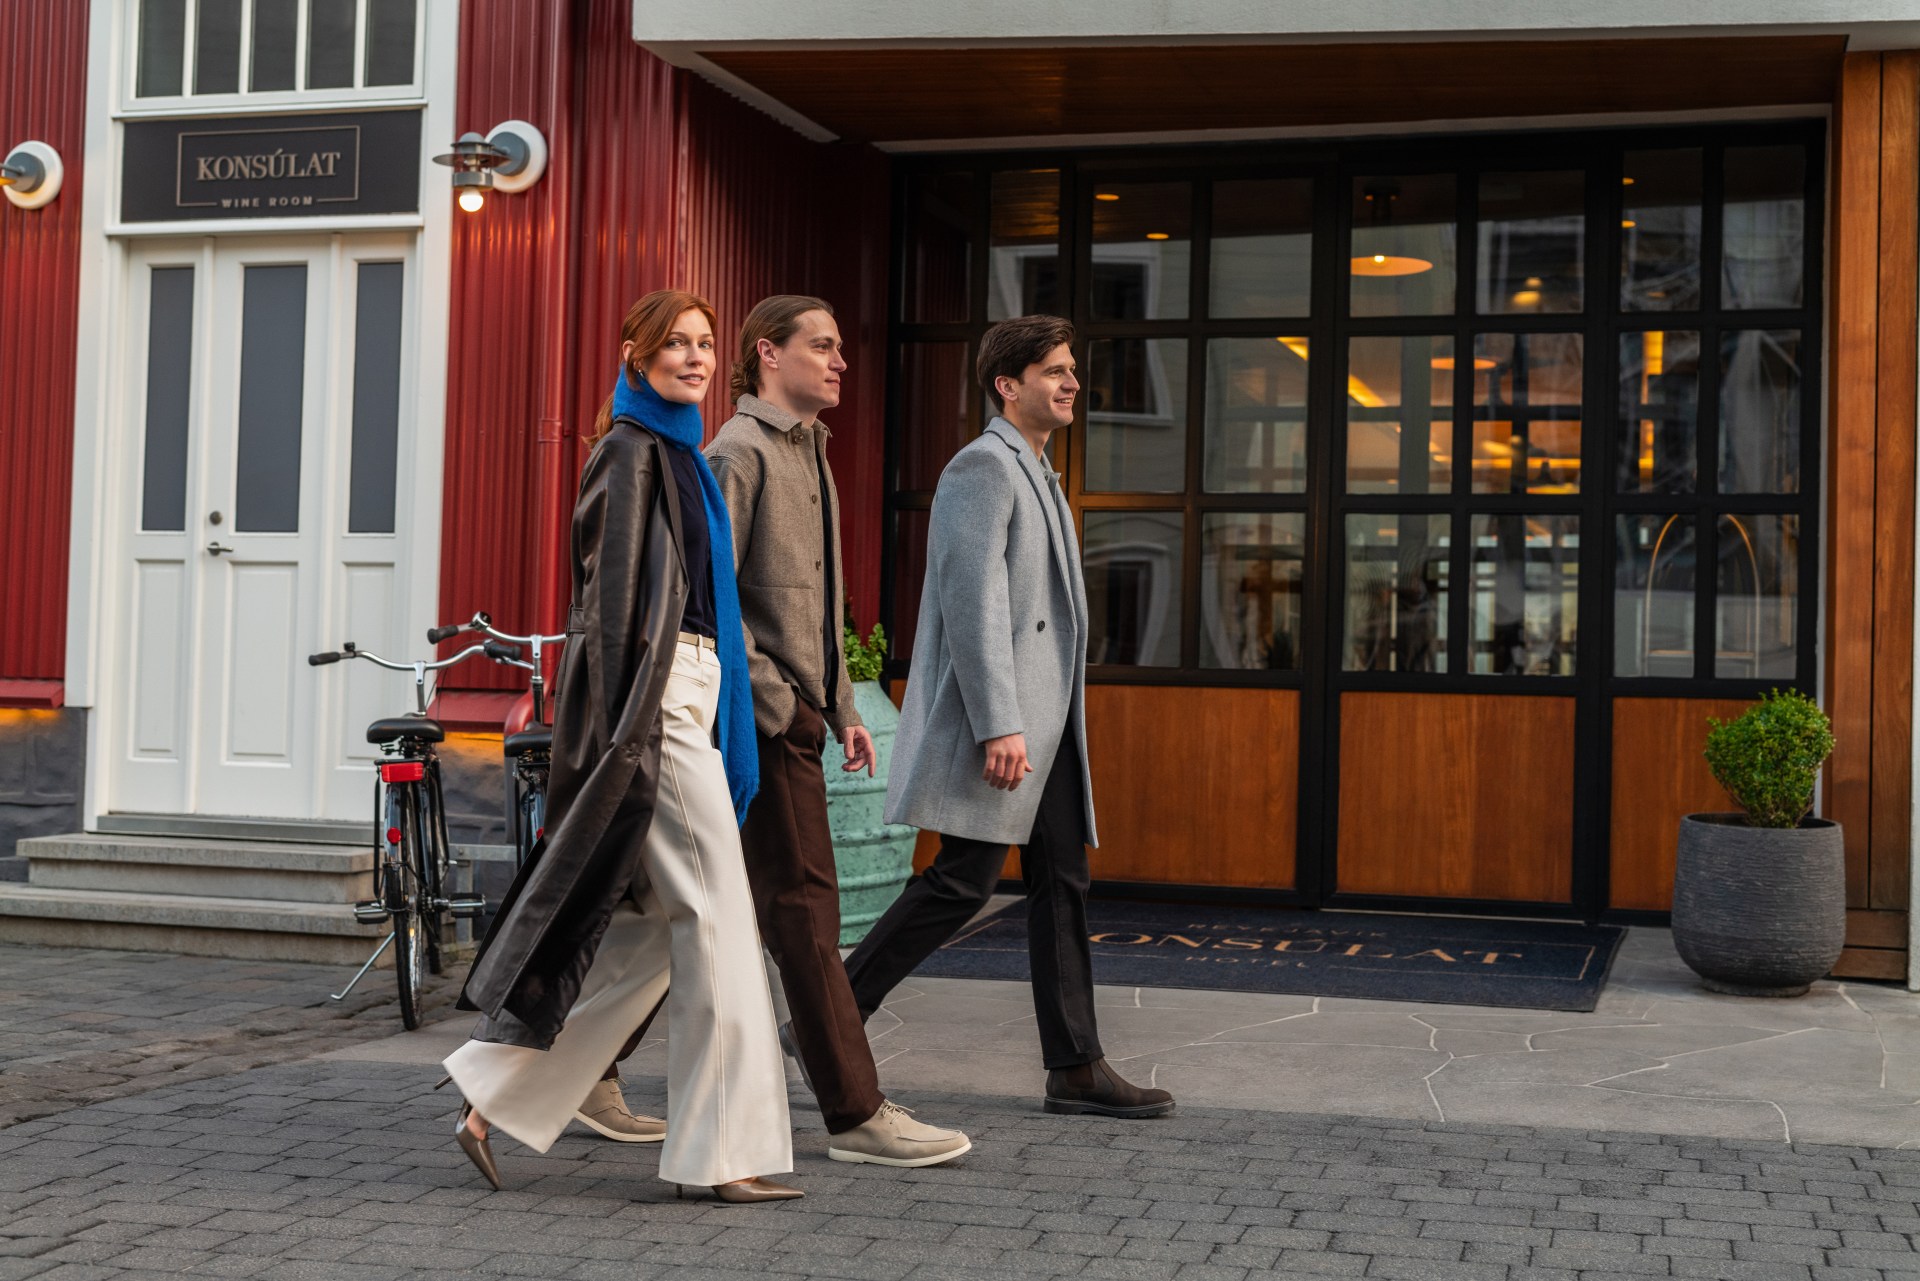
[1674,688,1842,997]
[1703,688,1835,829]
[823,615,917,945]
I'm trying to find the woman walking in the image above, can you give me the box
[442,289,798,1203]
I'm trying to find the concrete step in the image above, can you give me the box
[0,884,395,966]
[17,833,375,904]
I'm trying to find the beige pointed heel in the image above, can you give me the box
[674,1178,803,1203]
[455,1102,503,1191]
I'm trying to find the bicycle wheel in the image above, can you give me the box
[415,770,448,976]
[391,787,426,1030]
[515,763,547,872]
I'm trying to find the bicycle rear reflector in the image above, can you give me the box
[386,826,403,845]
[380,761,426,783]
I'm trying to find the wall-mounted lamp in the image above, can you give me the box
[432,120,547,214]
[1,142,63,211]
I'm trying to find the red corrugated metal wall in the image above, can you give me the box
[441,0,889,695]
[0,1,88,686]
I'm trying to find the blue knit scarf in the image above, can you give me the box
[611,369,758,824]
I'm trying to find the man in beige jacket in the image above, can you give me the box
[706,295,969,1168]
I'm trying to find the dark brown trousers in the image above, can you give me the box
[738,697,884,1134]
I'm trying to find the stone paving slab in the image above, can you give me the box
[0,943,466,1126]
[5,1061,1920,1280]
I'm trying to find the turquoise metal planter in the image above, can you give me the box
[822,681,918,945]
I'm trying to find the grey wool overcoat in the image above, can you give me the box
[884,417,1098,848]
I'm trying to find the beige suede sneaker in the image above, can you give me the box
[827,1100,972,1167]
[573,1077,666,1143]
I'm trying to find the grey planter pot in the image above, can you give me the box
[821,681,918,947]
[1671,813,1845,997]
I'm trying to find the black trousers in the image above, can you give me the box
[844,733,1103,1070]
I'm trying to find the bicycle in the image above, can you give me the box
[306,637,511,1028]
[427,612,567,874]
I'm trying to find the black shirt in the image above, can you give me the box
[666,446,716,638]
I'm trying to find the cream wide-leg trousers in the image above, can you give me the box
[444,640,792,1187]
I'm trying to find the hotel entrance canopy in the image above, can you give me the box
[632,1,1917,146]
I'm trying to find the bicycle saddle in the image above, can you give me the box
[504,725,553,758]
[366,715,445,744]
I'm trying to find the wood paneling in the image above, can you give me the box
[899,684,1298,889]
[1337,693,1573,903]
[1872,51,1919,914]
[1827,53,1916,978]
[707,36,1845,144]
[1082,686,1297,888]
[1609,698,1756,912]
[1836,947,1908,982]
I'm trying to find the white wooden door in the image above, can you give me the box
[110,234,417,821]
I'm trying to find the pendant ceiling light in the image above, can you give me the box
[1350,181,1433,277]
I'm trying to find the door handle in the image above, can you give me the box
[206,542,234,556]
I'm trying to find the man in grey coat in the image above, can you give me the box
[844,315,1174,1119]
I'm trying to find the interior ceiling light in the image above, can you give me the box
[1623,175,1636,185]
[1621,218,1638,229]
[1431,357,1499,371]
[1350,253,1433,277]
[1510,289,1543,306]
[1145,231,1170,241]
[1094,192,1120,202]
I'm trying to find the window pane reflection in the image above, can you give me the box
[138,0,187,97]
[889,510,930,664]
[1471,515,1579,676]
[1210,179,1313,318]
[1720,329,1800,493]
[1723,146,1806,310]
[306,0,356,89]
[251,0,299,91]
[1614,515,1696,677]
[1478,170,1584,314]
[901,171,973,324]
[1086,339,1187,493]
[1344,514,1449,673]
[1346,336,1452,495]
[1085,512,1184,667]
[1201,513,1304,671]
[989,169,1061,321]
[896,342,972,492]
[1351,175,1456,317]
[1471,333,1583,494]
[1717,514,1797,679]
[364,0,418,86]
[1621,148,1702,311]
[1090,182,1191,321]
[194,0,242,94]
[1618,330,1699,493]
[1203,337,1306,494]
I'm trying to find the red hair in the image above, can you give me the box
[587,289,719,448]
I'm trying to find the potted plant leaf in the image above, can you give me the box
[1671,689,1843,997]
[821,612,919,945]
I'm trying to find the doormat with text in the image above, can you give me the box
[909,901,1625,1012]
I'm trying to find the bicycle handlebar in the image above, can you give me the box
[429,611,565,649]
[308,642,500,675]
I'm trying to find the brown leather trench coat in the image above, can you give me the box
[456,419,688,1048]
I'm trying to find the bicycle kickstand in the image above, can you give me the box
[330,931,397,1002]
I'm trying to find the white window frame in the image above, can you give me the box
[120,0,426,117]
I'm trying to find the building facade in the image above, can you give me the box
[1,1,1915,980]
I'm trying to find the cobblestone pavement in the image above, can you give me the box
[6,1059,1920,1280]
[0,944,468,1126]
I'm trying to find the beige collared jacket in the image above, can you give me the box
[705,393,863,738]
